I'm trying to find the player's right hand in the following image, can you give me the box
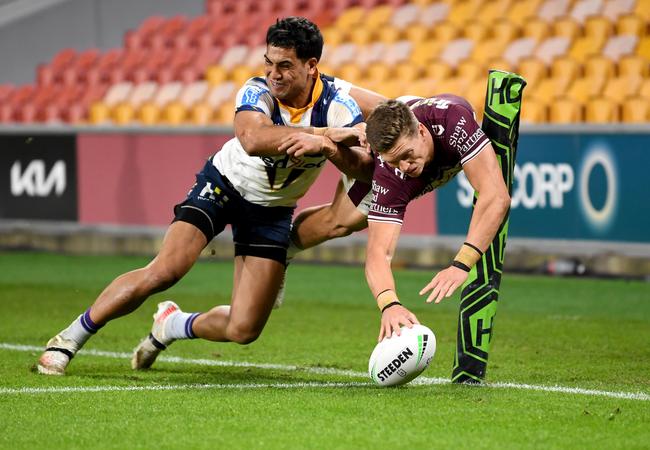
[324,126,365,147]
[379,304,419,342]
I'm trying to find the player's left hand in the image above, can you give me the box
[419,266,469,304]
[279,132,327,157]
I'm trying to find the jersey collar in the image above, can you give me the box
[276,73,323,124]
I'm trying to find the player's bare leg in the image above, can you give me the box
[291,179,368,251]
[274,180,367,308]
[38,221,206,375]
[192,255,284,343]
[131,254,284,370]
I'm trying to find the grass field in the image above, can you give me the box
[0,252,649,449]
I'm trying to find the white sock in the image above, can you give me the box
[59,309,103,349]
[286,238,301,263]
[165,312,200,340]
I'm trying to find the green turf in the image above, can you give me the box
[0,252,649,449]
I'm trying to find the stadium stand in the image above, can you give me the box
[1,0,649,125]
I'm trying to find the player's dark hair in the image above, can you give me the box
[366,100,419,153]
[266,16,323,62]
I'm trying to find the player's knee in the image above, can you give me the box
[226,323,262,345]
[142,265,182,292]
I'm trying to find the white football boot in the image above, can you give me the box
[37,334,80,375]
[131,301,180,370]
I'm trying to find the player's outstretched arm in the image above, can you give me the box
[366,220,419,341]
[419,143,510,304]
[235,110,325,157]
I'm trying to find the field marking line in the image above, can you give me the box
[0,382,371,395]
[1,342,648,401]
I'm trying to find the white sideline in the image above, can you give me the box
[1,343,648,401]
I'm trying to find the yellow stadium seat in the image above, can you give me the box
[321,28,346,47]
[618,55,649,78]
[518,58,548,86]
[640,79,650,100]
[88,102,110,124]
[549,97,582,123]
[569,37,606,62]
[410,40,445,64]
[365,5,394,30]
[616,14,646,37]
[422,60,453,80]
[463,21,489,42]
[456,60,485,81]
[470,38,508,66]
[506,0,543,26]
[162,101,188,125]
[636,37,650,59]
[430,22,458,43]
[550,56,581,81]
[111,102,136,125]
[621,98,649,122]
[215,102,234,125]
[205,65,227,87]
[492,20,521,43]
[138,102,160,125]
[336,63,364,84]
[376,25,401,44]
[394,64,424,83]
[603,76,642,102]
[531,76,572,102]
[336,6,365,29]
[476,0,512,25]
[584,56,615,79]
[408,78,438,97]
[376,80,403,99]
[584,16,614,41]
[348,28,374,46]
[403,23,433,42]
[553,17,581,41]
[446,0,481,27]
[522,97,548,123]
[522,18,551,42]
[487,58,513,73]
[435,77,470,95]
[466,78,487,113]
[190,102,213,125]
[229,65,254,88]
[366,62,393,83]
[566,77,606,103]
[633,0,650,21]
[585,97,619,123]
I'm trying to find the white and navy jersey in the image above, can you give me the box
[212,74,363,207]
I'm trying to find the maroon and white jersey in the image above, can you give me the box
[367,94,490,226]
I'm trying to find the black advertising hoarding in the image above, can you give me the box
[0,134,77,221]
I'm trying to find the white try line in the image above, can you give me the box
[0,381,372,395]
[1,342,649,401]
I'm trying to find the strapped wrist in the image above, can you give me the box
[376,289,400,311]
[453,242,483,270]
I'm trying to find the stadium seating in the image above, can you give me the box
[3,0,650,125]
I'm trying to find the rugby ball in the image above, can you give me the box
[368,324,436,387]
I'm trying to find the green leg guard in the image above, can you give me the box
[451,70,527,384]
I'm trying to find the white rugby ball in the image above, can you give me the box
[368,324,436,387]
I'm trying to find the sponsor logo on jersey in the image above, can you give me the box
[241,86,266,106]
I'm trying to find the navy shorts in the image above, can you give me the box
[173,158,294,263]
